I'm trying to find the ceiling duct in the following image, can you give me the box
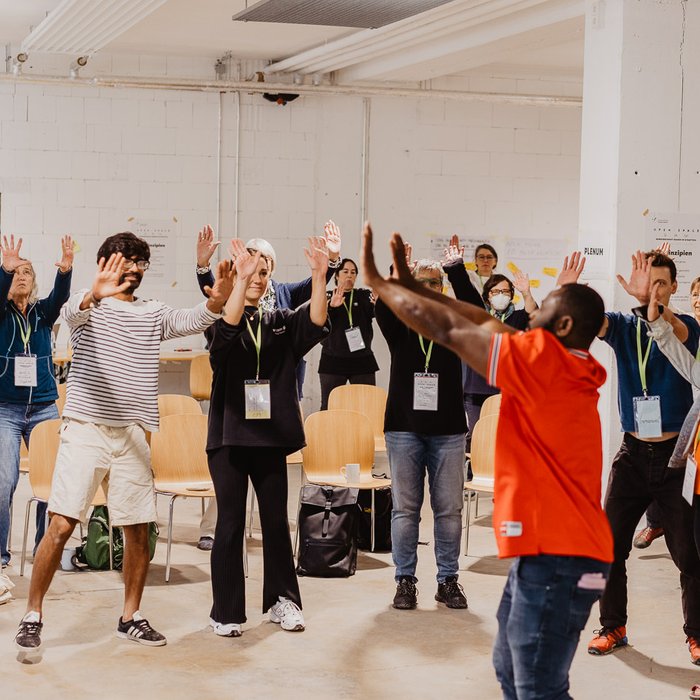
[232,0,455,28]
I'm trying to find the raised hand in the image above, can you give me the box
[513,271,531,295]
[304,235,329,274]
[654,241,671,257]
[442,234,465,266]
[56,235,74,273]
[647,279,663,322]
[323,220,341,261]
[1,234,23,272]
[196,225,220,267]
[556,251,586,286]
[231,241,261,281]
[92,253,130,301]
[204,260,235,312]
[403,242,417,275]
[616,250,651,303]
[329,285,346,308]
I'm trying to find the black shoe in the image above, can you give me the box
[435,576,468,609]
[197,536,214,551]
[15,614,43,651]
[117,613,167,647]
[393,576,418,610]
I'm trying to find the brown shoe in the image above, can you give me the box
[688,637,700,666]
[588,626,628,655]
[632,527,664,549]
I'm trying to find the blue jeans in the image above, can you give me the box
[385,431,465,583]
[0,401,59,565]
[493,555,610,700]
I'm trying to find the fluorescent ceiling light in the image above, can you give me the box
[21,0,169,55]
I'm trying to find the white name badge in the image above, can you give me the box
[14,354,37,387]
[345,327,365,352]
[633,395,662,438]
[245,380,271,420]
[683,454,698,506]
[413,372,438,411]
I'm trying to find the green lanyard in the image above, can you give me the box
[342,288,355,327]
[489,308,507,322]
[418,335,434,373]
[13,311,31,351]
[636,318,653,396]
[245,313,262,380]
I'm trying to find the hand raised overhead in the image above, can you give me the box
[1,234,23,273]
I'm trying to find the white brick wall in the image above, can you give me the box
[0,77,582,407]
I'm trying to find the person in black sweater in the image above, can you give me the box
[206,237,330,638]
[376,250,468,611]
[319,257,379,409]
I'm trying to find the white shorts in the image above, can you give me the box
[48,419,157,527]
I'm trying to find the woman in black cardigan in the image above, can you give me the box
[206,237,330,638]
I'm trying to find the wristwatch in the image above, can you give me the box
[196,264,211,275]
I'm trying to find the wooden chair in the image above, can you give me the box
[150,413,216,582]
[56,382,67,416]
[328,384,388,453]
[158,394,203,417]
[298,409,390,552]
[189,354,213,401]
[479,393,501,419]
[20,419,108,575]
[464,412,498,555]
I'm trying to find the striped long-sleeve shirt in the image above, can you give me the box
[61,290,220,432]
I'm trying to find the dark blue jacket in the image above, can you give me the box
[0,267,72,404]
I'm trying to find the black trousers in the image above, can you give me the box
[319,371,376,410]
[207,446,301,624]
[599,433,700,637]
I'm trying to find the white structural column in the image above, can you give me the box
[578,0,700,468]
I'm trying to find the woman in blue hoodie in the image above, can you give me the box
[0,234,73,567]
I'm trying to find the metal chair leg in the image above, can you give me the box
[246,482,255,538]
[370,489,376,552]
[293,485,303,558]
[107,512,114,571]
[20,498,37,577]
[464,489,473,555]
[243,534,248,578]
[165,495,177,582]
[8,499,12,553]
[475,493,480,519]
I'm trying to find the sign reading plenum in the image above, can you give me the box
[646,212,700,310]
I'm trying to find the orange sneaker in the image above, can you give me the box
[632,526,664,549]
[688,637,700,666]
[587,627,628,655]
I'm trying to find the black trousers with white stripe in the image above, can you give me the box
[207,445,301,624]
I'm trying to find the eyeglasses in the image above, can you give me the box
[476,254,495,261]
[488,288,512,297]
[416,278,442,289]
[122,259,150,271]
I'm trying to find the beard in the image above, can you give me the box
[119,271,143,292]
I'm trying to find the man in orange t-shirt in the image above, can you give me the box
[362,226,613,700]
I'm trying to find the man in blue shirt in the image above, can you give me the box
[587,250,700,664]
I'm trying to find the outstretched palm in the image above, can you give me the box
[93,253,130,300]
[513,271,530,294]
[56,235,74,272]
[197,225,220,267]
[323,220,341,258]
[1,235,23,272]
[556,251,586,286]
[304,236,329,274]
[616,250,651,302]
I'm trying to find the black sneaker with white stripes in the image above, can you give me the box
[15,612,43,651]
[116,612,167,647]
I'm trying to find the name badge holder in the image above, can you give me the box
[245,314,272,420]
[413,335,438,411]
[683,431,700,506]
[13,311,37,387]
[632,319,662,438]
[342,289,366,352]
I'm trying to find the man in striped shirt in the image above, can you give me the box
[15,231,233,653]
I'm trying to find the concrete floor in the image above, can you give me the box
[1,466,696,700]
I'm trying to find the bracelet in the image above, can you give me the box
[196,264,211,274]
[328,257,341,269]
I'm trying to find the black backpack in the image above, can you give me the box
[357,487,392,552]
[296,485,360,578]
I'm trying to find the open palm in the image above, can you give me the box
[1,235,23,272]
[93,253,130,300]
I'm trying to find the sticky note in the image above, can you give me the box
[642,208,649,216]
[542,267,557,277]
[529,279,540,288]
[513,295,521,305]
[72,241,81,253]
[507,262,520,274]
[464,262,476,271]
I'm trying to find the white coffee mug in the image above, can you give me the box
[340,463,361,482]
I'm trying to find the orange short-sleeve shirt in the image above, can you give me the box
[487,328,613,563]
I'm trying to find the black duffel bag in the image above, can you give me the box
[296,484,360,578]
[357,487,392,552]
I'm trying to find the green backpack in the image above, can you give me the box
[73,506,159,571]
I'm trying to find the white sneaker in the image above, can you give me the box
[269,597,305,632]
[209,618,242,637]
